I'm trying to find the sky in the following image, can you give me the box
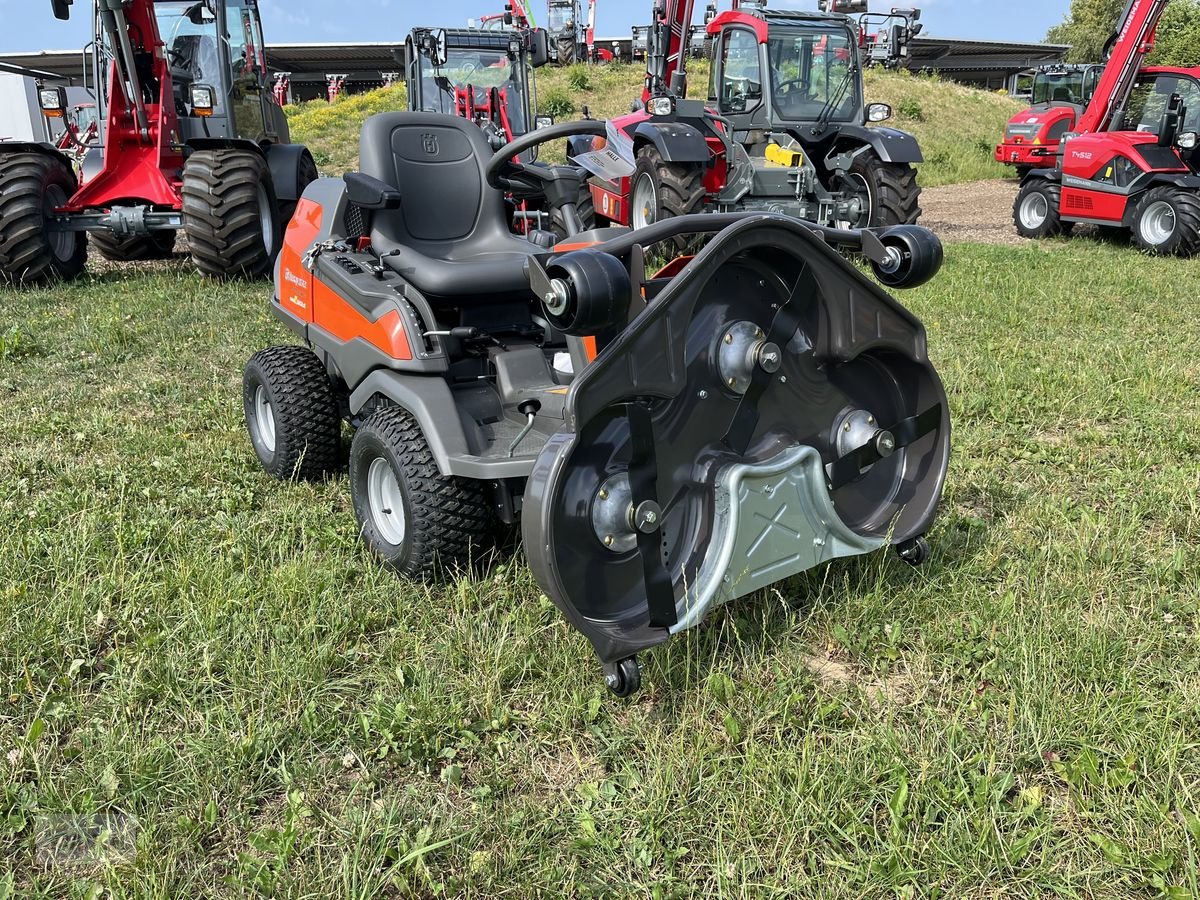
[0,0,1075,53]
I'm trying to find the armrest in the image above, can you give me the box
[343,172,402,210]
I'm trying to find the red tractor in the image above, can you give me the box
[0,0,317,286]
[996,65,1104,177]
[575,0,925,235]
[1013,0,1200,255]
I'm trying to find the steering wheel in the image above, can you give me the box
[485,118,608,195]
[774,78,807,96]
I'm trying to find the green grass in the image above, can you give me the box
[2,237,1199,897]
[286,64,1020,187]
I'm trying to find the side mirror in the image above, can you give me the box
[344,172,402,210]
[867,102,893,123]
[530,28,550,68]
[51,0,71,19]
[424,28,448,67]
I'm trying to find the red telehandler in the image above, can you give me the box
[0,0,318,286]
[1013,0,1200,255]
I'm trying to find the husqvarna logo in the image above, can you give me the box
[284,268,308,290]
[422,133,439,155]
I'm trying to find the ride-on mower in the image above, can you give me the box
[0,0,317,286]
[242,112,951,695]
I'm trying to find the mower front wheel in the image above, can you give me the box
[1013,178,1073,239]
[0,151,87,286]
[349,406,492,579]
[1130,187,1200,257]
[243,346,342,481]
[183,149,282,279]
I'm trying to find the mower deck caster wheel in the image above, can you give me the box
[603,657,641,698]
[896,536,930,567]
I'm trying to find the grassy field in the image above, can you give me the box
[286,63,1019,188]
[2,233,1199,896]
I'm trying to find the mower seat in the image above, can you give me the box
[357,112,538,300]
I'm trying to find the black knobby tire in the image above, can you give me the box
[91,230,177,262]
[243,345,342,481]
[349,406,492,579]
[1012,177,1073,239]
[556,36,577,65]
[1129,187,1200,257]
[278,148,319,228]
[182,148,282,279]
[548,181,597,241]
[631,145,705,251]
[847,150,922,227]
[0,151,87,286]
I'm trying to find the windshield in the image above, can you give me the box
[416,47,530,136]
[546,4,573,31]
[1033,69,1098,105]
[1124,74,1200,134]
[767,26,859,123]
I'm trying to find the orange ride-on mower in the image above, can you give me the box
[243,112,951,695]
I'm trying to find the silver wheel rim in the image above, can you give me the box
[632,172,657,230]
[1139,200,1177,246]
[257,183,275,255]
[837,173,872,230]
[1019,191,1050,230]
[366,457,407,546]
[252,385,277,453]
[44,184,74,262]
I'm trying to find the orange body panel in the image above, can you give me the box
[312,280,413,361]
[277,198,323,322]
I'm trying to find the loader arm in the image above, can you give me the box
[642,0,697,102]
[1076,0,1171,135]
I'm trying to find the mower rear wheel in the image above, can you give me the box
[349,406,492,578]
[91,230,177,262]
[243,345,342,481]
[1130,187,1200,257]
[182,149,282,279]
[0,151,87,286]
[1013,178,1073,239]
[848,151,922,227]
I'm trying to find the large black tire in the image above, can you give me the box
[548,181,596,241]
[182,148,282,280]
[1013,177,1074,239]
[278,148,319,228]
[349,406,492,578]
[556,35,577,65]
[243,345,342,481]
[630,145,706,252]
[846,150,922,227]
[0,151,87,286]
[91,230,177,262]
[1129,187,1200,257]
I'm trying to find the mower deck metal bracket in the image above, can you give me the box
[675,444,883,634]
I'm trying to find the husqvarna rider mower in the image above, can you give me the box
[243,112,951,696]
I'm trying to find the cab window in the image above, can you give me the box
[1125,75,1200,134]
[718,29,762,114]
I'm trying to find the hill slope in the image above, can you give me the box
[287,64,1022,188]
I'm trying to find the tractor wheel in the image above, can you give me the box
[630,145,705,250]
[1129,187,1200,257]
[1013,178,1073,239]
[243,345,343,481]
[182,148,282,280]
[549,181,596,241]
[556,36,577,65]
[844,150,922,227]
[349,406,493,579]
[0,151,87,286]
[91,230,177,262]
[278,148,319,227]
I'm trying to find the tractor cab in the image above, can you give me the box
[405,27,550,149]
[1032,65,1103,108]
[147,0,288,143]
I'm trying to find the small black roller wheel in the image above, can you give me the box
[243,345,342,481]
[603,656,641,698]
[896,536,930,567]
[544,249,631,335]
[349,406,493,578]
[1013,177,1074,239]
[870,224,944,289]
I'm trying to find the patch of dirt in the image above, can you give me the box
[800,650,911,707]
[920,179,1024,246]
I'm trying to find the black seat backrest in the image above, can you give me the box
[358,112,512,262]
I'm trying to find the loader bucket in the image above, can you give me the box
[522,216,950,670]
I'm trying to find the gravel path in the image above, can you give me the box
[919,178,1024,246]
